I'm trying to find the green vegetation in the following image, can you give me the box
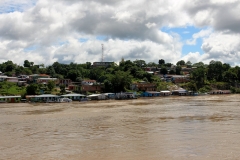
[0,82,26,96]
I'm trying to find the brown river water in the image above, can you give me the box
[1,95,240,160]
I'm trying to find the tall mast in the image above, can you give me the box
[101,44,104,62]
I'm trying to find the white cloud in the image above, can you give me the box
[0,0,239,66]
[186,28,213,45]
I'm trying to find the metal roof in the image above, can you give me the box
[0,96,21,98]
[61,93,86,97]
[36,94,60,98]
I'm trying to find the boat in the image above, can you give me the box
[57,98,72,103]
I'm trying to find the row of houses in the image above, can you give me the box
[0,89,232,103]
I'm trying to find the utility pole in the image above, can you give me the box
[101,44,104,62]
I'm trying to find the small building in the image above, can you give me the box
[28,74,50,83]
[81,80,96,85]
[17,81,27,86]
[81,84,102,93]
[115,92,137,100]
[87,94,106,100]
[59,79,72,86]
[141,91,160,97]
[26,94,60,102]
[0,76,8,82]
[172,89,188,96]
[104,93,116,99]
[0,96,21,103]
[171,75,190,83]
[131,82,157,91]
[160,90,171,96]
[68,82,82,92]
[37,78,59,85]
[61,93,86,101]
[0,76,19,82]
[209,90,231,94]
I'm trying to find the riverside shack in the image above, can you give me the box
[0,95,21,103]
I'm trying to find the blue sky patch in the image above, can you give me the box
[96,35,108,41]
[161,26,204,55]
[24,45,38,52]
[0,1,37,14]
[78,38,89,43]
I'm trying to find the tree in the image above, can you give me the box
[67,69,81,81]
[175,66,182,75]
[159,59,165,65]
[47,80,55,91]
[26,84,39,95]
[46,66,56,77]
[223,68,237,83]
[133,59,146,68]
[207,60,223,81]
[190,66,206,88]
[24,60,31,67]
[59,85,66,94]
[169,70,175,74]
[186,61,192,68]
[186,81,198,92]
[86,62,91,69]
[165,63,172,67]
[110,71,133,92]
[160,67,168,75]
[176,60,185,66]
[30,62,34,67]
[147,62,157,67]
[192,62,205,67]
[4,61,16,72]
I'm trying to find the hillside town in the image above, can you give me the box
[0,59,237,103]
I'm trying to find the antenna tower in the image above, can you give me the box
[101,44,104,62]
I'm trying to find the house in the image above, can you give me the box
[81,80,96,85]
[115,92,137,100]
[61,93,86,101]
[131,82,157,91]
[0,76,8,82]
[17,81,27,86]
[209,90,231,94]
[172,89,188,96]
[26,94,60,102]
[68,83,102,93]
[68,82,82,92]
[104,93,116,99]
[1,77,19,83]
[171,75,190,83]
[87,94,106,100]
[59,79,72,86]
[0,96,21,103]
[81,84,102,93]
[160,90,171,96]
[28,74,50,83]
[18,75,29,81]
[141,91,160,97]
[37,78,59,85]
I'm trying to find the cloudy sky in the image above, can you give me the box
[0,0,240,66]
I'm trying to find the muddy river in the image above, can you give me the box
[1,95,240,160]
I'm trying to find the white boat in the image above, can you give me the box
[57,98,72,103]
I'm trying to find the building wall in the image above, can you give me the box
[134,83,157,91]
[59,79,72,86]
[82,85,102,93]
